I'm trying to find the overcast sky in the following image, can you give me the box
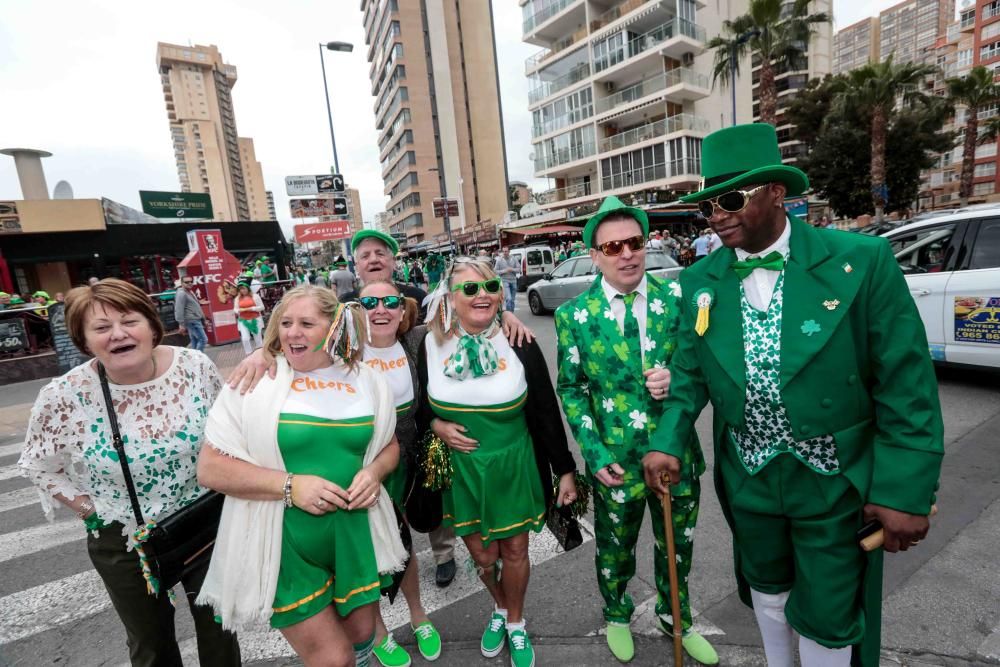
[0,0,956,238]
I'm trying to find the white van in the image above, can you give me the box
[507,245,556,291]
[881,207,1000,370]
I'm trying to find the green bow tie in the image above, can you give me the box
[731,251,785,280]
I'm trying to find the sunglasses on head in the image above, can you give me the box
[697,184,770,219]
[358,295,403,310]
[596,234,645,257]
[451,278,502,297]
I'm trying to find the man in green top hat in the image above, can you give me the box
[554,195,717,665]
[642,123,943,667]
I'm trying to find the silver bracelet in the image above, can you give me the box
[283,473,294,509]
[77,500,94,519]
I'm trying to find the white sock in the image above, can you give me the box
[507,620,526,632]
[750,589,794,667]
[799,635,851,667]
[495,606,508,618]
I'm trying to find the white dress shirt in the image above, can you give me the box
[602,274,649,362]
[734,218,791,311]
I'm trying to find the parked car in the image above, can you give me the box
[508,245,556,291]
[526,251,682,315]
[881,209,1000,370]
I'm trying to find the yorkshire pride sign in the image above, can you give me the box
[139,191,214,219]
[294,220,352,243]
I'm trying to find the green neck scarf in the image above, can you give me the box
[443,323,500,381]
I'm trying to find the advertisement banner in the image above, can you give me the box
[284,174,344,196]
[294,220,353,244]
[0,201,21,234]
[178,229,241,345]
[290,197,348,218]
[954,296,1000,344]
[139,190,214,219]
[783,196,808,218]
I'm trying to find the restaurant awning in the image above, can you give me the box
[505,224,582,237]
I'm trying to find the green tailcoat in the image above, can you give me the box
[556,272,705,495]
[650,216,944,665]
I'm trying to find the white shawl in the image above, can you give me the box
[196,356,407,630]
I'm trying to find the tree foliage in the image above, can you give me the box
[789,72,953,218]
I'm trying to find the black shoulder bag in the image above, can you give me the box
[97,362,224,594]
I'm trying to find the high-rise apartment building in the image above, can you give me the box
[265,190,277,221]
[361,0,510,249]
[878,0,956,64]
[524,0,712,213]
[833,18,880,74]
[751,0,833,164]
[239,137,270,220]
[345,186,364,234]
[157,42,269,222]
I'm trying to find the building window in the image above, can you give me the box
[983,40,1000,62]
[974,162,996,177]
[957,49,973,67]
[600,143,666,190]
[973,181,994,195]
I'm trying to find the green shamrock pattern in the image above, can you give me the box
[730,273,839,475]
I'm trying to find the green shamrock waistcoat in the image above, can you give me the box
[555,272,705,498]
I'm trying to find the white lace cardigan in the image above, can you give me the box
[18,347,221,537]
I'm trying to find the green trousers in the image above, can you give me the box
[87,523,241,667]
[720,438,866,648]
[591,469,700,628]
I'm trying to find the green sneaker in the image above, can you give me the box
[373,632,411,667]
[507,627,535,667]
[480,611,507,657]
[411,621,442,661]
[606,622,634,662]
[682,630,719,665]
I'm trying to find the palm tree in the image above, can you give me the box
[832,55,938,222]
[707,0,829,126]
[947,66,999,205]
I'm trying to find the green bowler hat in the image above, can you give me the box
[351,229,399,255]
[680,123,809,203]
[583,195,649,248]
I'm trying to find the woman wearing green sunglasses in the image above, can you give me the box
[418,258,578,667]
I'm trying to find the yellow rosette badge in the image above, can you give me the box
[692,287,715,337]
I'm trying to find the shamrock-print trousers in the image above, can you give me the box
[592,476,700,628]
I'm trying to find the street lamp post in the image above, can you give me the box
[731,29,761,126]
[428,166,455,253]
[318,41,353,174]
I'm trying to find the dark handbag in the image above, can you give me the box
[545,503,584,552]
[403,461,443,534]
[97,362,223,594]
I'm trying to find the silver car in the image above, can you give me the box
[526,251,683,315]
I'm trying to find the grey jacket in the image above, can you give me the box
[173,288,204,324]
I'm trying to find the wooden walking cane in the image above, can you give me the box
[660,473,684,667]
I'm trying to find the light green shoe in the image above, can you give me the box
[507,626,535,667]
[682,630,720,665]
[373,632,411,667]
[481,611,507,657]
[606,622,635,662]
[411,621,442,661]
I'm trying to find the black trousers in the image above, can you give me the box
[87,523,241,667]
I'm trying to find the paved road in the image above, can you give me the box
[0,299,998,666]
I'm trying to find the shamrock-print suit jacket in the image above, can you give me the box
[555,272,705,497]
[650,216,944,515]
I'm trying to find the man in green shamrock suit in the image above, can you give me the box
[644,123,944,667]
[555,196,717,665]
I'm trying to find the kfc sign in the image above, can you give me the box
[294,220,352,243]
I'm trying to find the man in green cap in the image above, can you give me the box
[328,256,357,299]
[643,123,943,667]
[0,291,10,311]
[554,195,717,665]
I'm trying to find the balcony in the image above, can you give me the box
[595,69,710,116]
[593,19,706,74]
[532,105,594,138]
[523,0,585,41]
[524,25,589,74]
[599,114,710,153]
[589,0,650,32]
[602,161,667,191]
[528,62,591,105]
[534,139,597,172]
[537,181,594,204]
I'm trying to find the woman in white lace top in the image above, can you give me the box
[18,278,240,667]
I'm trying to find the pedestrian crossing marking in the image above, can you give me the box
[0,441,25,458]
[0,519,84,564]
[0,463,23,482]
[0,570,109,644]
[0,487,39,514]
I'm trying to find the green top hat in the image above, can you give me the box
[32,290,51,300]
[583,195,649,248]
[351,229,399,255]
[680,123,809,203]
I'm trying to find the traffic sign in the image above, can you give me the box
[290,197,348,218]
[285,174,345,196]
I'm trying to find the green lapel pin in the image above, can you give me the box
[801,320,821,336]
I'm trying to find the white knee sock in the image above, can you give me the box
[750,589,794,667]
[799,635,851,667]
